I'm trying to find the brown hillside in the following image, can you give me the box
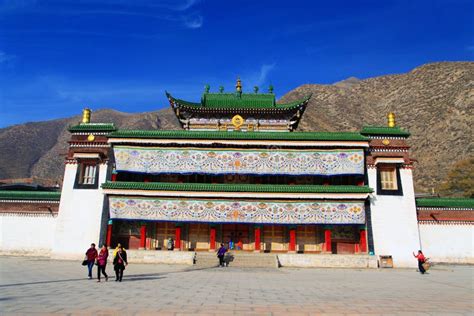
[0,62,472,193]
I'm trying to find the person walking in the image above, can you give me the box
[85,243,98,279]
[113,246,128,282]
[97,244,109,282]
[217,243,227,267]
[413,250,427,274]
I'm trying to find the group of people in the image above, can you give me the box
[84,243,128,282]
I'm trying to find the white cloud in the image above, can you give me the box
[242,63,276,90]
[183,13,203,29]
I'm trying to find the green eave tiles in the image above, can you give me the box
[0,191,61,201]
[109,130,369,141]
[416,198,474,209]
[102,181,373,194]
[203,93,276,108]
[68,123,117,132]
[360,126,410,137]
[168,91,311,110]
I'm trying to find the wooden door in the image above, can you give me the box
[296,225,323,253]
[262,225,286,252]
[155,222,175,250]
[188,223,209,250]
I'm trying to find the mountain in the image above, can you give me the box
[0,62,472,194]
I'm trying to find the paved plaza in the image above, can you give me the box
[0,256,472,315]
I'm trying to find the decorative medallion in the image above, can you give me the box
[382,139,390,146]
[87,134,95,142]
[231,115,244,128]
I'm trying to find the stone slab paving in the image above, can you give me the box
[0,256,472,315]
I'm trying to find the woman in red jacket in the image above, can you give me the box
[97,244,109,282]
[413,250,427,274]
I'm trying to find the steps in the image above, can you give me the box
[194,251,277,268]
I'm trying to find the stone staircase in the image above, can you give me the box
[194,251,277,268]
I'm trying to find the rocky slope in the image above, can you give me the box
[0,62,472,193]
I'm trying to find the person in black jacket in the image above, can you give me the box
[113,246,128,282]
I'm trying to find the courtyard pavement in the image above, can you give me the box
[0,256,472,315]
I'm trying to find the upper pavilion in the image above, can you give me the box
[166,78,311,132]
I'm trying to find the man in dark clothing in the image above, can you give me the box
[85,243,98,279]
[217,243,227,267]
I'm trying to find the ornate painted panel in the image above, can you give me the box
[113,146,364,176]
[109,196,365,224]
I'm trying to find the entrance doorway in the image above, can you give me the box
[262,225,287,252]
[222,224,250,250]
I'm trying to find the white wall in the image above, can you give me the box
[369,168,421,268]
[419,223,474,264]
[51,163,109,260]
[0,214,56,255]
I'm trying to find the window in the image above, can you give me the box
[74,162,99,189]
[380,168,397,190]
[377,165,403,195]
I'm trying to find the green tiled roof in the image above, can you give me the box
[203,93,276,108]
[0,191,61,201]
[360,126,410,137]
[416,198,474,209]
[102,181,373,194]
[109,130,369,141]
[69,123,117,132]
[167,92,311,110]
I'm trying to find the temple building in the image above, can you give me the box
[0,79,472,267]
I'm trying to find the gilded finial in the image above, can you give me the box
[219,86,224,93]
[82,108,91,124]
[236,77,242,92]
[387,112,396,128]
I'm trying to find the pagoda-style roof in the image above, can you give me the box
[167,91,311,112]
[166,80,311,132]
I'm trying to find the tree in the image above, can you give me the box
[438,157,474,197]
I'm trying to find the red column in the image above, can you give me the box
[209,227,216,250]
[111,173,117,182]
[324,229,332,253]
[289,228,296,252]
[254,226,261,252]
[139,223,147,249]
[359,229,367,253]
[106,220,113,248]
[174,226,181,251]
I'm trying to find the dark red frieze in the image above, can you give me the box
[417,208,474,222]
[0,201,59,215]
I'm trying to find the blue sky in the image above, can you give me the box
[0,0,472,127]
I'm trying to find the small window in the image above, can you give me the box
[377,165,403,195]
[74,162,99,189]
[380,168,397,190]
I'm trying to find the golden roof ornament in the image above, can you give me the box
[82,108,91,124]
[231,115,244,129]
[236,77,242,92]
[387,112,396,128]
